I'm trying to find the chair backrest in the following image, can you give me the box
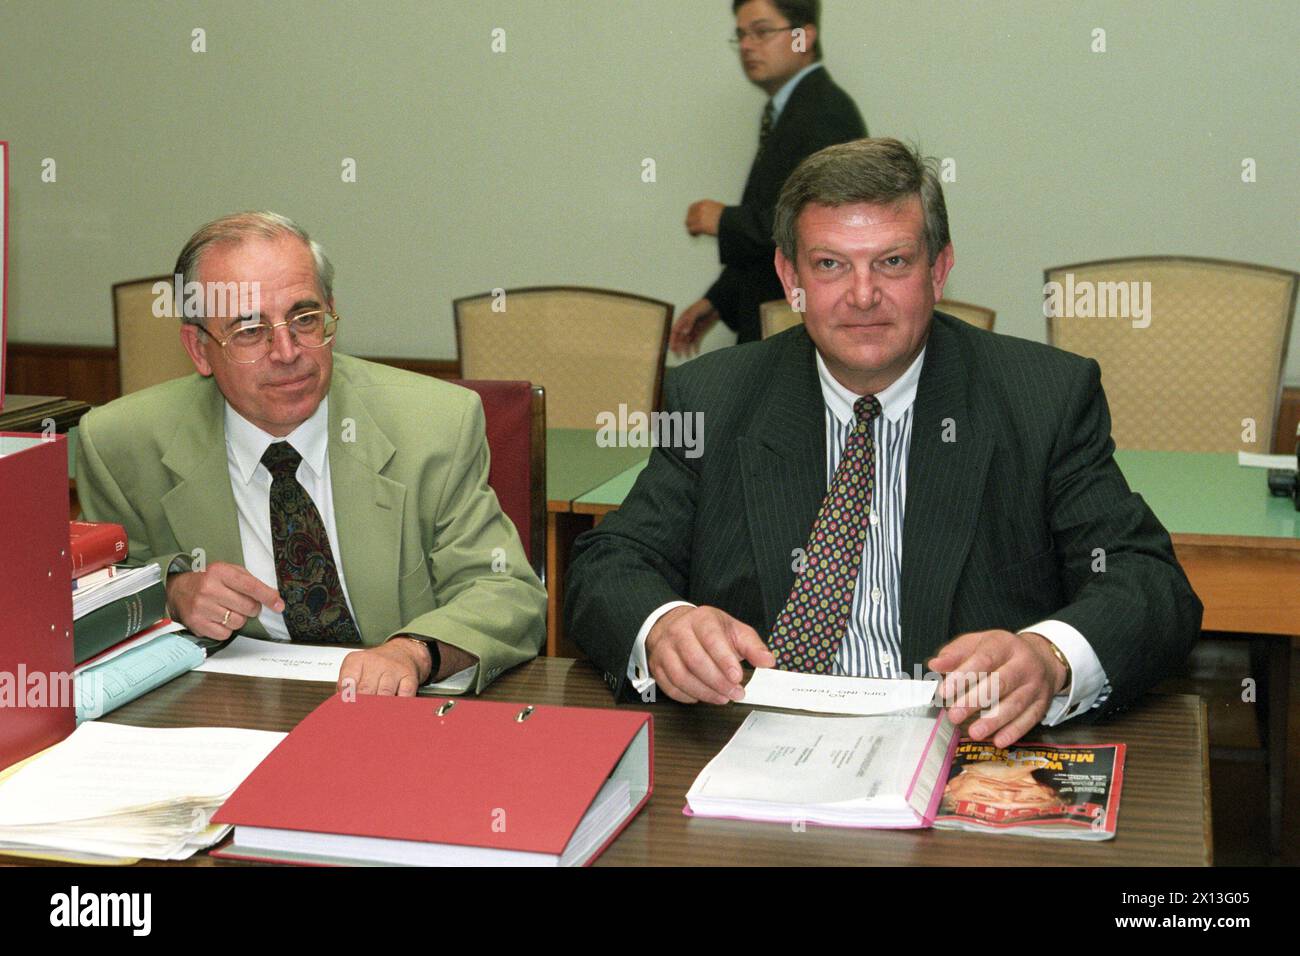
[937,298,995,331]
[1045,256,1299,452]
[113,276,196,396]
[450,379,546,584]
[455,286,671,430]
[759,297,997,337]
[760,299,803,338]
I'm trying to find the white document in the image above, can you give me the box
[0,722,284,826]
[1238,451,1296,470]
[196,636,352,681]
[196,635,477,693]
[686,710,950,827]
[742,667,940,715]
[0,722,285,860]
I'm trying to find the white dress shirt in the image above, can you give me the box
[224,397,357,641]
[222,399,477,692]
[627,348,1111,723]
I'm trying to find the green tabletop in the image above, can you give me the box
[546,429,651,508]
[1115,450,1298,541]
[575,457,651,510]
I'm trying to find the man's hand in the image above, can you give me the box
[670,298,720,357]
[646,606,775,704]
[338,637,431,697]
[165,561,284,640]
[685,199,725,237]
[928,630,1069,748]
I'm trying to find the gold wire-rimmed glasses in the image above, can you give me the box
[203,310,340,364]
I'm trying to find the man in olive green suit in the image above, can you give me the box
[566,140,1201,747]
[78,212,545,696]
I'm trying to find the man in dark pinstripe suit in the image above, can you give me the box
[566,139,1200,747]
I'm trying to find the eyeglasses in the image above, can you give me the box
[203,310,340,364]
[729,24,795,47]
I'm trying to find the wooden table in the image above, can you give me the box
[1114,450,1299,861]
[87,658,1210,866]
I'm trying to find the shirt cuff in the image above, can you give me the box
[425,664,477,695]
[628,601,695,698]
[1018,619,1110,725]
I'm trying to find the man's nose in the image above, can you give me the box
[847,268,881,310]
[268,322,301,363]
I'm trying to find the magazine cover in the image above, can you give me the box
[933,740,1126,840]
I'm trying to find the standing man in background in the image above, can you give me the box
[670,0,867,354]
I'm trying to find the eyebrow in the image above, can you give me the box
[807,240,919,258]
[226,299,322,328]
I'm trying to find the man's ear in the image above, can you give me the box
[774,246,801,305]
[930,243,955,302]
[179,323,214,377]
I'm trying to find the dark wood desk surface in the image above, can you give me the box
[86,657,1211,867]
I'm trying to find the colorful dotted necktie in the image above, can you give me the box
[261,441,360,644]
[769,395,882,673]
[759,100,775,154]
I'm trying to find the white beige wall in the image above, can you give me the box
[2,1,1296,380]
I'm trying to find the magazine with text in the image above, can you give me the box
[933,740,1125,840]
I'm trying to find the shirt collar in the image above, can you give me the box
[770,62,823,123]
[224,396,330,485]
[815,346,926,427]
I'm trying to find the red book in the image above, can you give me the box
[68,521,127,579]
[213,695,652,866]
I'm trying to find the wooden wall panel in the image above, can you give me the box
[5,343,119,406]
[5,341,1298,453]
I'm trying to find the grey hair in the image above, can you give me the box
[172,211,334,326]
[773,138,951,264]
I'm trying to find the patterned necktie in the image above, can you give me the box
[759,100,775,153]
[261,441,360,643]
[769,395,882,673]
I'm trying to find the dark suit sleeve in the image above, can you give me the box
[704,265,750,330]
[564,375,701,701]
[1043,359,1202,718]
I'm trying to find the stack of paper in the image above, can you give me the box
[72,564,161,619]
[0,721,285,862]
[685,669,957,828]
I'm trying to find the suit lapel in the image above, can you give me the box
[160,379,245,568]
[327,366,406,640]
[737,330,827,629]
[900,316,993,666]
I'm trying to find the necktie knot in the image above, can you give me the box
[854,395,882,427]
[261,441,303,479]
